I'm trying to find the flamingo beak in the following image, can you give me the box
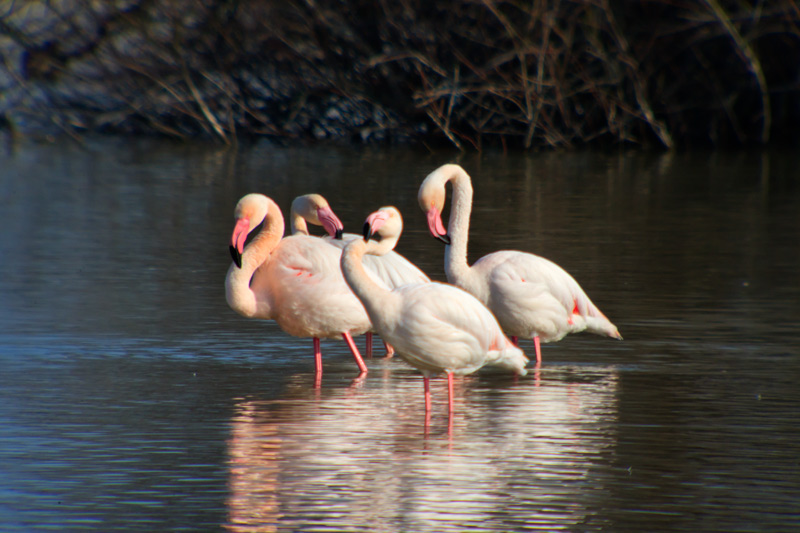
[229,218,250,269]
[363,210,389,242]
[317,207,345,240]
[426,208,450,245]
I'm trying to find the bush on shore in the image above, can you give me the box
[1,0,798,149]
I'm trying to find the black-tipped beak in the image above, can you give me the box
[230,245,243,269]
[435,233,451,245]
[334,228,343,240]
[362,221,372,241]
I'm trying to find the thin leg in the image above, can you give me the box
[313,337,322,375]
[383,341,394,359]
[423,376,432,412]
[511,335,519,346]
[366,332,373,359]
[447,372,454,414]
[342,331,368,374]
[534,335,542,365]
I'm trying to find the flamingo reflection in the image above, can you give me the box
[224,363,620,532]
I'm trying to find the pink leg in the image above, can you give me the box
[511,335,519,346]
[342,332,368,374]
[383,341,394,359]
[447,372,454,414]
[313,337,323,375]
[423,376,432,412]
[366,332,373,359]
[534,335,542,365]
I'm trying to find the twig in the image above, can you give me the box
[426,109,462,150]
[526,2,553,149]
[703,0,771,143]
[601,0,674,148]
[184,67,230,144]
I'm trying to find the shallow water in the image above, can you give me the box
[1,139,799,531]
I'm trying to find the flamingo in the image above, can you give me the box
[417,164,622,364]
[225,193,372,378]
[340,206,528,414]
[290,193,431,357]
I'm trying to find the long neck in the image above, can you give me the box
[225,200,284,317]
[444,169,474,286]
[369,233,399,256]
[341,240,394,324]
[289,210,309,235]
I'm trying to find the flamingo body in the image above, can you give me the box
[469,250,619,343]
[366,281,527,376]
[250,234,374,339]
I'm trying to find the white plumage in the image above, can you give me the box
[289,193,430,357]
[418,164,622,364]
[225,193,371,377]
[341,206,528,413]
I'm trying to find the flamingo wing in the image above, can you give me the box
[362,252,430,288]
[325,233,429,288]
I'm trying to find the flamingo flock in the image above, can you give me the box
[225,164,622,415]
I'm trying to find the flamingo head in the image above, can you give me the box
[417,176,450,245]
[230,193,268,268]
[363,207,402,243]
[291,194,344,239]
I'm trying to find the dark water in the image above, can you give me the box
[1,138,798,532]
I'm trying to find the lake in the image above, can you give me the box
[1,138,798,531]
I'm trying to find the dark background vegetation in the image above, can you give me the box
[1,0,799,149]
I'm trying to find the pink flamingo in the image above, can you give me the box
[341,207,528,414]
[290,193,430,358]
[418,164,622,364]
[225,193,370,378]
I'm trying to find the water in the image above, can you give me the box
[1,138,799,531]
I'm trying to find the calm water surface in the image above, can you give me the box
[0,139,798,531]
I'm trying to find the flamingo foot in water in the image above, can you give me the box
[383,341,395,359]
[342,331,368,374]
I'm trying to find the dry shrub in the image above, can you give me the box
[1,0,799,148]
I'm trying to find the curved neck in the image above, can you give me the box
[368,233,399,257]
[225,199,285,317]
[290,211,309,235]
[444,169,474,285]
[341,239,394,321]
